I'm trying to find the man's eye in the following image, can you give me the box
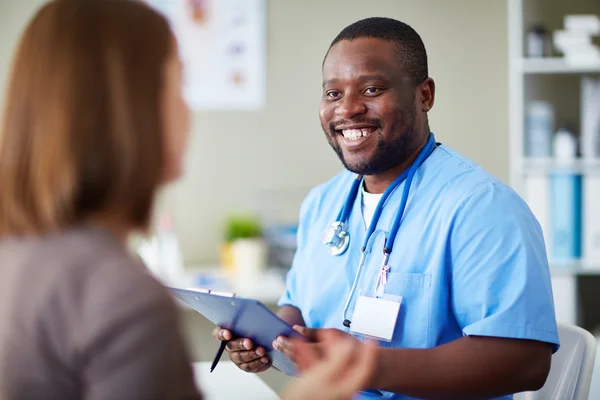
[365,87,381,95]
[327,91,341,98]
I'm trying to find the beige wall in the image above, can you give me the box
[0,0,45,110]
[0,0,509,264]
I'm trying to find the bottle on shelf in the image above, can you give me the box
[553,124,579,163]
[527,24,551,58]
[525,101,554,158]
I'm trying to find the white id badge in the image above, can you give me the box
[349,294,402,342]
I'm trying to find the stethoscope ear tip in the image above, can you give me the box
[343,319,351,328]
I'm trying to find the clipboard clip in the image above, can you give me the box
[210,290,236,298]
[185,287,236,298]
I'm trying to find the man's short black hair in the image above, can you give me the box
[326,17,428,85]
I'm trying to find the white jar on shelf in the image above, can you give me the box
[553,125,578,162]
[526,101,554,158]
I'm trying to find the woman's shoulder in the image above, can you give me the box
[58,225,175,314]
[3,225,177,324]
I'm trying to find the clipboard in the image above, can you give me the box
[167,287,306,376]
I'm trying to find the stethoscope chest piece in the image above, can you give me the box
[322,221,350,256]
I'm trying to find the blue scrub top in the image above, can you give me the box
[278,143,560,400]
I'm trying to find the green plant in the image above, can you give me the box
[223,214,263,242]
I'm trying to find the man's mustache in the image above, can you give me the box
[329,118,382,132]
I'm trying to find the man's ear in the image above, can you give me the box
[419,77,435,112]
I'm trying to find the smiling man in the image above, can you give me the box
[214,17,559,399]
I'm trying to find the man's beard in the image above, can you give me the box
[325,109,419,176]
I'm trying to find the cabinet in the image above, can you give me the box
[508,0,600,330]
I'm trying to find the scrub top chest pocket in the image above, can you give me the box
[383,272,432,349]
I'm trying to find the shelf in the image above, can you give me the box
[520,158,600,175]
[551,261,600,277]
[516,57,600,74]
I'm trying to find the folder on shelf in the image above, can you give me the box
[580,77,600,160]
[549,171,583,261]
[583,175,600,267]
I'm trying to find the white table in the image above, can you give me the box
[193,361,280,400]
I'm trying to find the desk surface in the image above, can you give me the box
[193,361,280,400]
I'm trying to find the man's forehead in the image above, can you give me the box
[322,39,404,80]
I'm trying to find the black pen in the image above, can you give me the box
[210,340,229,373]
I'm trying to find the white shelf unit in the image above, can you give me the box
[522,157,600,175]
[508,0,600,327]
[517,57,600,74]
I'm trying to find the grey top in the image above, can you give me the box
[0,226,202,399]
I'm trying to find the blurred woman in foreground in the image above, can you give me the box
[0,1,374,399]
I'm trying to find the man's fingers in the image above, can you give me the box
[229,348,268,365]
[226,337,254,351]
[238,357,272,373]
[254,346,266,357]
[254,361,272,373]
[212,327,233,341]
[210,327,272,374]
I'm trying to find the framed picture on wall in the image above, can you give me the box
[145,0,266,110]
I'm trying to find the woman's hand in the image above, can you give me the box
[280,329,378,400]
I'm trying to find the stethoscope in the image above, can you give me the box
[321,133,438,328]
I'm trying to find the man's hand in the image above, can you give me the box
[280,329,378,400]
[273,326,362,371]
[212,327,271,373]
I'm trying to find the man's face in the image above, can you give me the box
[319,38,421,176]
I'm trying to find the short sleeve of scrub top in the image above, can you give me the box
[279,253,299,309]
[450,180,559,351]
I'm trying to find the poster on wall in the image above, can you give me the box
[145,0,266,110]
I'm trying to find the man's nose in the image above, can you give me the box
[335,93,367,119]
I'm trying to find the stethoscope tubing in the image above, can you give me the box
[336,133,438,327]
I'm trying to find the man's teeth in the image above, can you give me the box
[342,129,371,141]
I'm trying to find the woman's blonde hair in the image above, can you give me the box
[0,0,173,236]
